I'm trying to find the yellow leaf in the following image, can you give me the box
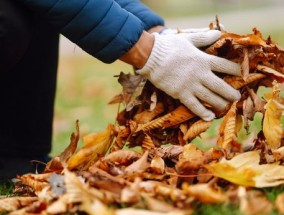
[68,124,114,170]
[263,99,284,149]
[205,151,284,187]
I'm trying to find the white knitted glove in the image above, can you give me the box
[160,26,225,47]
[136,31,241,121]
[159,24,225,35]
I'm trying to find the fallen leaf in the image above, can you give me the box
[68,124,114,170]
[205,151,284,187]
[263,86,284,149]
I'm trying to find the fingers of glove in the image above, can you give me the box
[209,55,241,76]
[194,86,230,111]
[181,95,216,121]
[160,27,211,35]
[186,30,221,47]
[202,74,241,102]
[178,27,211,33]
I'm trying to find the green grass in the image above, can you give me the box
[193,203,243,215]
[0,180,14,196]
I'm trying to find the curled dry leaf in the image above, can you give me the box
[67,124,114,170]
[217,101,242,153]
[124,151,149,174]
[183,120,212,141]
[45,120,80,173]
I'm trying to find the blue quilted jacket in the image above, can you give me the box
[17,0,164,63]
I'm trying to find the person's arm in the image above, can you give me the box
[16,0,145,63]
[16,0,241,121]
[119,31,154,69]
[114,0,164,31]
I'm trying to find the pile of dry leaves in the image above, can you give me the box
[1,22,284,215]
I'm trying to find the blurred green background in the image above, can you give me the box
[51,0,284,156]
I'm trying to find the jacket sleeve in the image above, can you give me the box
[115,0,164,30]
[16,0,144,63]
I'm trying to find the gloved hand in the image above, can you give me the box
[136,30,241,121]
[159,24,224,35]
[159,25,225,47]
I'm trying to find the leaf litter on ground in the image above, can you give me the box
[1,19,284,214]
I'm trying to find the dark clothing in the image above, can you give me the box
[0,0,163,159]
[0,0,59,157]
[17,0,164,63]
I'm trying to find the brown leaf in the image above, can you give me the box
[134,102,164,124]
[176,144,205,175]
[257,65,284,82]
[217,102,240,153]
[136,105,195,132]
[18,173,51,192]
[241,48,250,81]
[45,120,80,173]
[125,151,150,174]
[141,133,156,151]
[221,30,269,47]
[224,73,266,89]
[183,120,212,141]
[116,72,147,111]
